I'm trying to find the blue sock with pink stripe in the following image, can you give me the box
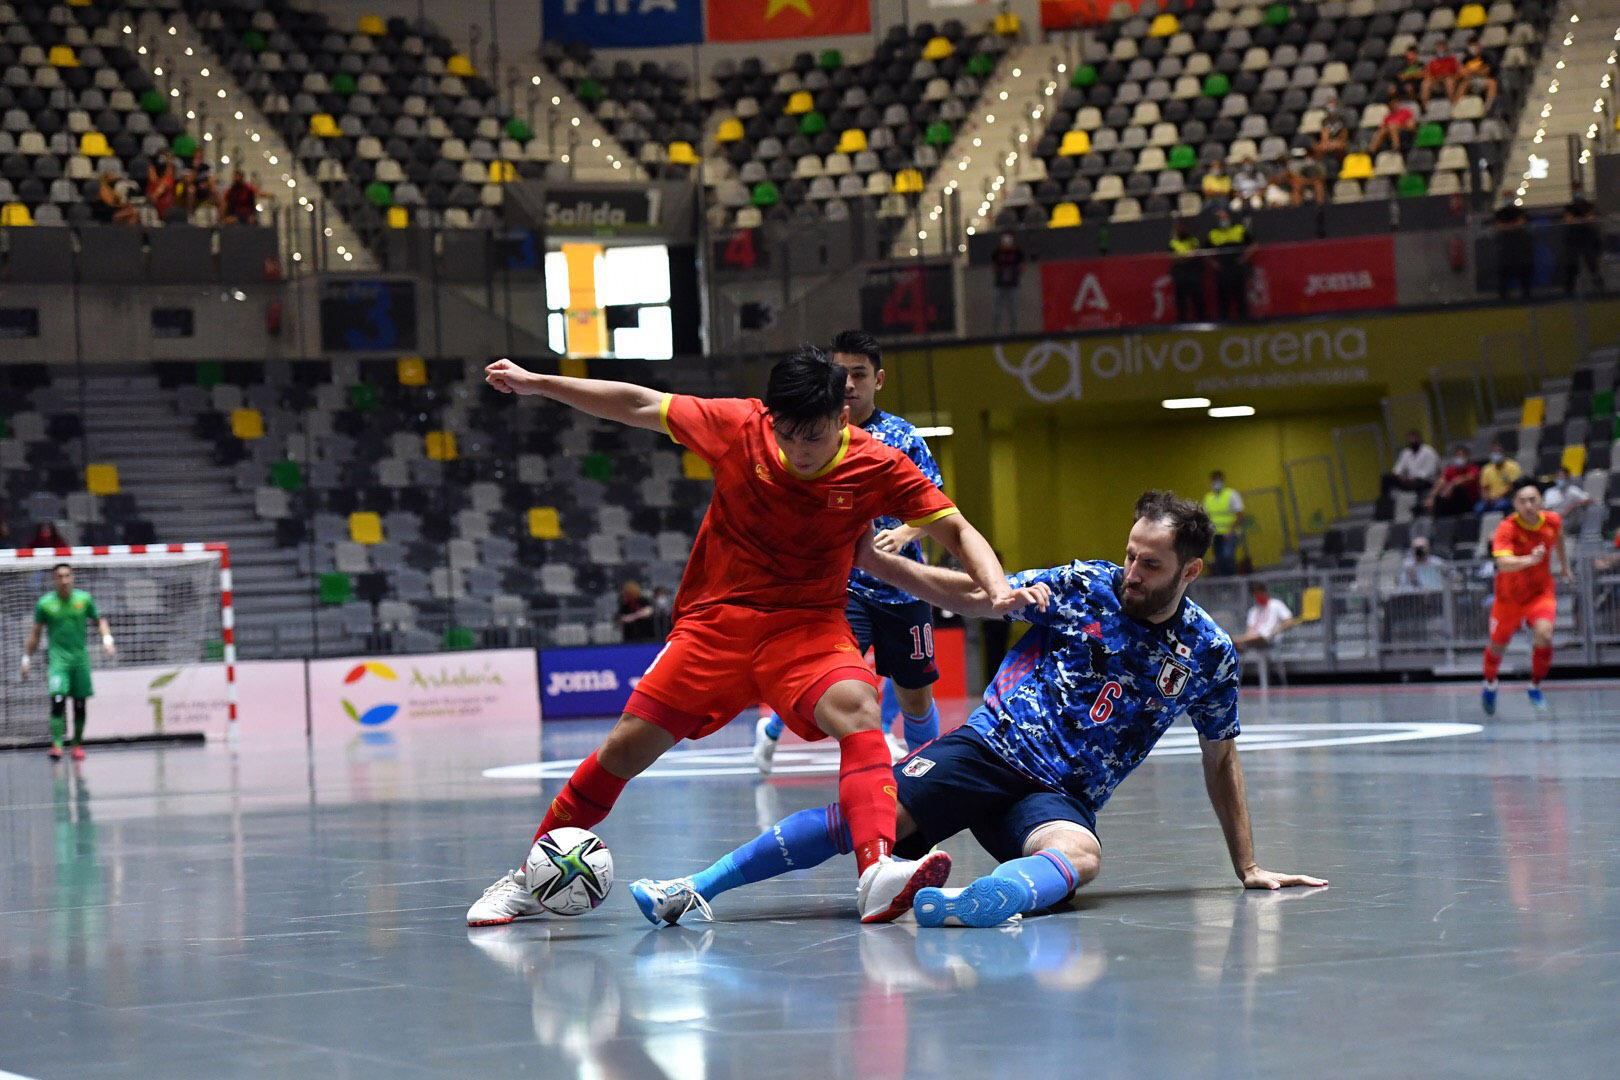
[987,850,1078,912]
[688,805,853,902]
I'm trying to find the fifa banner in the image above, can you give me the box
[541,0,702,47]
[707,0,870,42]
[307,649,541,735]
[1040,235,1398,333]
[538,642,664,720]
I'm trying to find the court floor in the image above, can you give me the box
[2,682,1617,1079]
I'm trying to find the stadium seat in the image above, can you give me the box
[835,129,868,154]
[397,356,427,386]
[231,409,265,440]
[1339,152,1374,180]
[0,201,32,225]
[682,451,712,480]
[358,14,386,36]
[528,507,562,540]
[1456,4,1487,30]
[424,430,458,460]
[1059,130,1092,156]
[1048,201,1082,227]
[1562,445,1587,476]
[79,132,110,157]
[716,117,745,143]
[1521,397,1545,428]
[349,512,383,545]
[446,54,475,77]
[85,463,119,495]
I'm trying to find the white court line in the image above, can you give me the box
[2,1069,42,1080]
[484,721,1483,780]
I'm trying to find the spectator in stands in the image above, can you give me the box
[1475,442,1522,514]
[1459,38,1498,109]
[1421,42,1462,106]
[1562,182,1604,296]
[1425,444,1480,517]
[1313,100,1349,164]
[1207,208,1255,320]
[1231,158,1266,211]
[1398,537,1451,593]
[1543,467,1593,532]
[1200,159,1232,212]
[1262,157,1293,208]
[1284,148,1326,207]
[181,151,219,223]
[989,232,1026,334]
[92,170,138,226]
[1232,582,1295,653]
[1383,429,1440,498]
[29,522,66,548]
[1494,201,1533,300]
[1595,533,1620,573]
[222,170,260,226]
[1202,470,1245,576]
[617,581,656,642]
[1396,48,1427,101]
[1368,91,1417,154]
[146,149,178,220]
[1169,220,1207,322]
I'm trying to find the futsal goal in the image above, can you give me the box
[0,543,234,749]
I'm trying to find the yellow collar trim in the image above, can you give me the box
[776,424,851,480]
[1516,511,1545,531]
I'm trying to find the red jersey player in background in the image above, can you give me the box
[1483,480,1573,716]
[468,348,1043,926]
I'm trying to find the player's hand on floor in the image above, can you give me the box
[1241,866,1328,890]
[485,358,538,395]
[991,582,1052,616]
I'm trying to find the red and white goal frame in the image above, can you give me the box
[0,542,236,729]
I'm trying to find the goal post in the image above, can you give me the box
[0,543,233,748]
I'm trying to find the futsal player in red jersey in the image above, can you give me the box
[468,348,1043,925]
[1482,480,1573,716]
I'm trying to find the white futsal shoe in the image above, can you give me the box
[856,851,953,924]
[466,868,549,926]
[629,877,714,926]
[753,715,779,776]
[887,731,909,763]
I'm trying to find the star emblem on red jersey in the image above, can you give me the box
[829,489,853,509]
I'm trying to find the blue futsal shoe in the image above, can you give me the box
[1527,685,1547,713]
[629,877,712,926]
[1482,682,1497,716]
[914,876,1034,928]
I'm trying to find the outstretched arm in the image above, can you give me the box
[1200,735,1327,890]
[855,536,1050,619]
[917,513,1017,612]
[484,359,666,432]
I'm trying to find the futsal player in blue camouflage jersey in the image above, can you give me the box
[755,330,947,773]
[634,491,1326,927]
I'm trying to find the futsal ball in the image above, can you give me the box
[525,827,614,915]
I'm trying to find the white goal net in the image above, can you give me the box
[0,544,232,747]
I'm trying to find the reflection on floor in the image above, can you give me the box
[2,684,1618,1078]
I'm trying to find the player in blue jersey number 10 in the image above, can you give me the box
[631,490,1326,928]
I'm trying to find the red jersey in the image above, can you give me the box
[1491,510,1562,607]
[661,394,957,619]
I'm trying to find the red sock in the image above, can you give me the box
[1482,648,1502,682]
[532,751,627,842]
[1531,645,1553,685]
[837,729,897,875]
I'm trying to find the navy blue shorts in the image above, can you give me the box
[892,725,1098,865]
[847,593,938,690]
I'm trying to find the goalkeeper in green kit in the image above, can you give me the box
[20,564,115,760]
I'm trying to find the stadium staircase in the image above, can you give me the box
[1503,0,1617,205]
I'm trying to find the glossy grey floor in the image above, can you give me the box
[3,684,1618,1079]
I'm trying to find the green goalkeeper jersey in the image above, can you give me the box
[34,589,100,668]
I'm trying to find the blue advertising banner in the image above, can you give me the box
[538,642,664,719]
[541,0,703,47]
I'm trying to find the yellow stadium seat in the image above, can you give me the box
[349,511,383,545]
[446,54,475,77]
[85,464,119,496]
[1048,202,1082,228]
[358,14,386,35]
[1520,396,1545,428]
[894,167,925,194]
[1,202,34,226]
[1456,3,1487,29]
[387,205,409,228]
[1058,130,1092,156]
[1299,587,1324,623]
[67,0,92,6]
[559,355,587,379]
[1339,152,1374,180]
[682,451,712,480]
[488,159,515,182]
[921,36,953,61]
[424,430,458,461]
[230,408,264,440]
[668,141,700,165]
[310,113,340,137]
[994,12,1021,36]
[835,129,868,154]
[1149,14,1180,37]
[528,507,562,539]
[716,117,745,143]
[396,355,426,386]
[79,132,111,157]
[1561,444,1587,476]
[48,45,79,67]
[785,90,814,115]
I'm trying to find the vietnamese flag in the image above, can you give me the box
[707,0,871,42]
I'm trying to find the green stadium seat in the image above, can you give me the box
[1202,73,1230,97]
[1397,173,1428,197]
[319,573,352,605]
[1071,64,1098,88]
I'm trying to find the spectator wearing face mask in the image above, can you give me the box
[1399,537,1450,592]
[1232,582,1295,652]
[1382,429,1439,497]
[1425,444,1480,517]
[1475,442,1523,514]
[1202,470,1245,576]
[1542,467,1592,532]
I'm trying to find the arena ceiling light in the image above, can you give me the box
[1208,405,1256,418]
[1161,397,1211,409]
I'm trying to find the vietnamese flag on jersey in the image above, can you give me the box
[707,0,871,42]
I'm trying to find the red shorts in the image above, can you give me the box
[1489,592,1557,645]
[624,603,881,742]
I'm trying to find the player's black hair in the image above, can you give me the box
[53,563,72,573]
[1511,478,1542,498]
[1133,490,1215,567]
[764,346,848,438]
[829,329,882,371]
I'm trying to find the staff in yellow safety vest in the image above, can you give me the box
[1206,208,1255,321]
[1202,470,1245,576]
[1169,220,1207,323]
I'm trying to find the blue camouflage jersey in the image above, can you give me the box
[848,408,945,605]
[967,559,1240,813]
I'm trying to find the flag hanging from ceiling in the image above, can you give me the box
[706,0,871,42]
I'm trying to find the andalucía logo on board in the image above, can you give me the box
[342,661,400,726]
